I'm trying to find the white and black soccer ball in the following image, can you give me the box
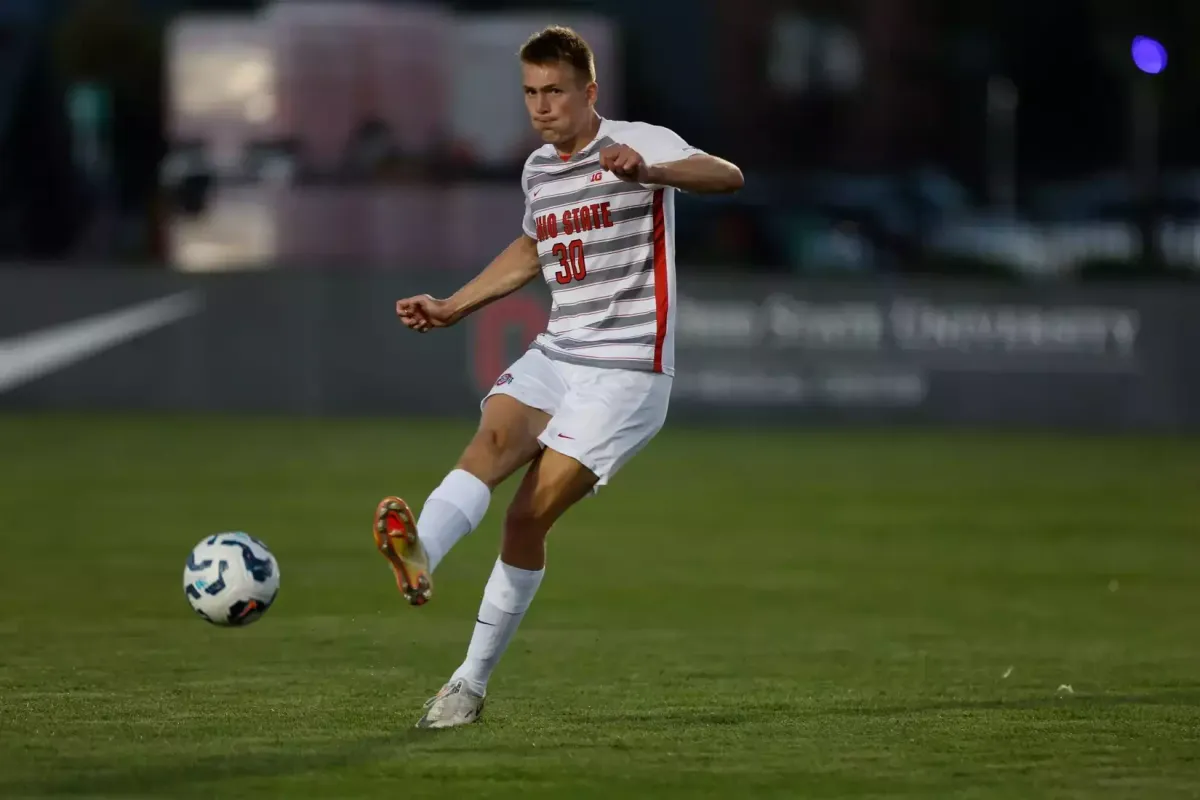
[183,532,280,626]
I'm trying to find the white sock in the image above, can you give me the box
[418,469,491,572]
[450,559,544,693]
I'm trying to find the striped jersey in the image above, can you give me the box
[521,117,702,376]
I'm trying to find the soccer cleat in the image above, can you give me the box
[415,679,486,729]
[373,496,432,606]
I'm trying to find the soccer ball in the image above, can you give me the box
[183,532,280,626]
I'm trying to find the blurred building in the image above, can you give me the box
[0,0,1198,279]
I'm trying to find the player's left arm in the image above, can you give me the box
[643,153,743,194]
[599,124,743,194]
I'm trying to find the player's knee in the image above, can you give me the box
[473,424,512,460]
[503,494,552,541]
[503,470,580,540]
[457,426,516,487]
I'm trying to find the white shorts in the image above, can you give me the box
[482,348,672,491]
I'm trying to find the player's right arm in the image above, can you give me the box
[395,234,540,333]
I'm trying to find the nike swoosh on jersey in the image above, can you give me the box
[0,291,202,394]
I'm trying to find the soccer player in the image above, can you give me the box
[376,25,743,729]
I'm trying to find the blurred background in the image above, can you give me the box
[1,0,1199,427]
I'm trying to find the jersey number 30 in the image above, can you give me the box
[552,239,586,285]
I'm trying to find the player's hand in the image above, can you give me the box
[395,294,455,333]
[599,144,651,184]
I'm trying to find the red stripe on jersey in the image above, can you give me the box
[651,189,668,373]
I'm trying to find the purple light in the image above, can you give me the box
[1132,36,1168,74]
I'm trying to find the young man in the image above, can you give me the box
[375,25,743,729]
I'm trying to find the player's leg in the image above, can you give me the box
[498,446,597,570]
[373,396,546,604]
[415,448,596,729]
[416,365,672,728]
[374,352,565,606]
[422,393,552,565]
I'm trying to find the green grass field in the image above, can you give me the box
[1,414,1198,798]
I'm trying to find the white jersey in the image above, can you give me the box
[520,117,702,376]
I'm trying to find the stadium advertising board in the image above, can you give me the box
[662,279,1181,428]
[0,268,1195,430]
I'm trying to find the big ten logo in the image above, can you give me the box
[469,293,547,392]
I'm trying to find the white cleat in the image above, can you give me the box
[415,679,486,729]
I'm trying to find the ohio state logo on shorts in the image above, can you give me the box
[494,372,514,387]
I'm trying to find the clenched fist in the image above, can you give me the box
[598,143,652,184]
[395,294,455,333]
